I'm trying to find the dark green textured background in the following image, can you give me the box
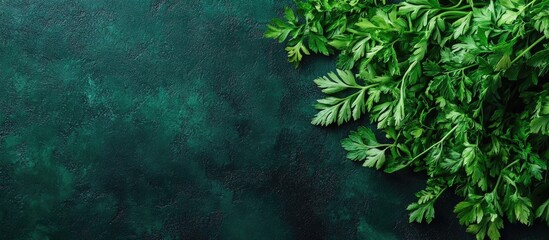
[0,0,547,239]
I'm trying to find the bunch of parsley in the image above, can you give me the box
[266,0,549,239]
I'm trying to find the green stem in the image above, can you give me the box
[517,0,538,16]
[407,15,413,31]
[369,143,393,148]
[437,10,469,18]
[510,36,546,65]
[436,187,448,199]
[350,83,380,90]
[410,124,459,162]
[399,60,419,103]
[492,159,521,196]
[331,83,379,107]
[447,64,477,74]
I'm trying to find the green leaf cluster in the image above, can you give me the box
[266,0,549,239]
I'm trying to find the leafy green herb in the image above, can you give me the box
[266,0,549,239]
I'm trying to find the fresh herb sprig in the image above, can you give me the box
[266,0,549,239]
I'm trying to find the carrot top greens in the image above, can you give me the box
[266,0,549,239]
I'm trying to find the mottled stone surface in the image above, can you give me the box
[0,0,546,239]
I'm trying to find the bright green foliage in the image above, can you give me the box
[341,127,392,168]
[267,0,549,239]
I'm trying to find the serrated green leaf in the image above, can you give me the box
[535,199,549,225]
[267,0,549,239]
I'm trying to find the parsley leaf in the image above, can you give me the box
[268,0,549,239]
